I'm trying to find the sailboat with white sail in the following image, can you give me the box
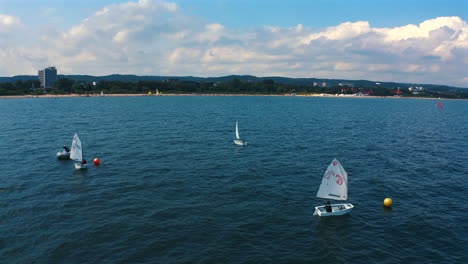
[234,121,247,146]
[70,133,87,170]
[313,159,353,216]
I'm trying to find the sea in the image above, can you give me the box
[0,95,466,264]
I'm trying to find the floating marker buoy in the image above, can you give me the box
[93,158,101,166]
[383,198,393,207]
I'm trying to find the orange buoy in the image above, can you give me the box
[93,158,101,166]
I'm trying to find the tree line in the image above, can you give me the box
[0,78,466,98]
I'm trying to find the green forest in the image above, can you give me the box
[0,78,466,99]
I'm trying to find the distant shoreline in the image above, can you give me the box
[1,93,466,100]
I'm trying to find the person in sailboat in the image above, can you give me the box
[82,158,87,165]
[63,145,70,153]
[325,201,332,212]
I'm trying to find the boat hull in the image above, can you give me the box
[234,139,247,146]
[74,162,87,170]
[56,150,70,160]
[313,203,353,216]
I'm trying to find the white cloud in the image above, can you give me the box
[334,62,357,71]
[300,21,371,44]
[0,1,467,87]
[375,16,467,41]
[0,14,21,28]
[113,30,129,42]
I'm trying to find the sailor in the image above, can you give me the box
[325,201,332,212]
[82,159,87,165]
[63,145,70,152]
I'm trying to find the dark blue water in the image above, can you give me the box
[1,96,467,263]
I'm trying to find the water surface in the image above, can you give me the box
[0,96,466,263]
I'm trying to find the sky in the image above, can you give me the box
[0,0,467,87]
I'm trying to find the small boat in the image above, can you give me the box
[70,133,87,170]
[100,91,104,96]
[313,159,353,216]
[234,121,247,146]
[56,145,70,160]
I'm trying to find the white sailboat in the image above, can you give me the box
[70,133,87,170]
[313,159,353,216]
[100,91,104,96]
[234,121,247,146]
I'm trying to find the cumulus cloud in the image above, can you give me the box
[0,0,467,87]
[0,14,21,29]
[300,21,371,43]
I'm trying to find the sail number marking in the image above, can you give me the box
[324,170,335,179]
[335,174,344,185]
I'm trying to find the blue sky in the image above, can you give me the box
[2,0,465,28]
[175,0,467,28]
[0,0,467,86]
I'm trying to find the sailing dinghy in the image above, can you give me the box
[56,145,70,160]
[70,133,87,170]
[313,159,353,216]
[234,121,247,146]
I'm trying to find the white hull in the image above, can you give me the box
[234,139,247,146]
[313,203,353,216]
[56,150,70,160]
[74,162,87,170]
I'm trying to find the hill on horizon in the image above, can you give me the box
[0,74,466,93]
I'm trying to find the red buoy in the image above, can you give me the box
[93,158,101,166]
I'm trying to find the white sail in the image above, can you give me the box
[69,133,83,162]
[316,159,348,201]
[235,121,240,140]
[100,91,103,96]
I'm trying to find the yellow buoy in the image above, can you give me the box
[383,198,393,207]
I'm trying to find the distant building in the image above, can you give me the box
[409,86,424,95]
[38,67,57,88]
[322,82,327,87]
[164,78,179,83]
[313,82,318,87]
